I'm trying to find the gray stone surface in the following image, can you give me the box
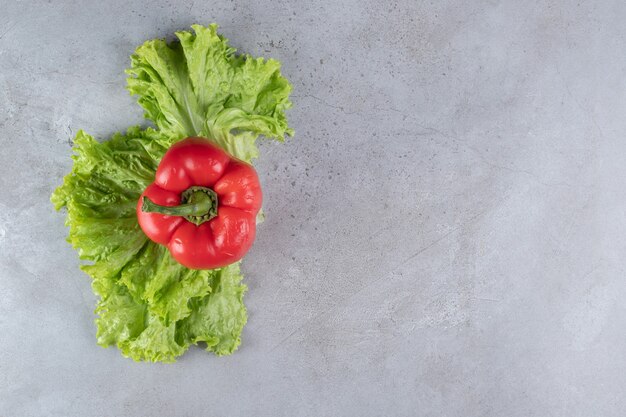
[1,0,625,416]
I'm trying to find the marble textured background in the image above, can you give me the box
[1,1,625,416]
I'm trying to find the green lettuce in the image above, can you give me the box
[52,24,292,362]
[127,23,293,160]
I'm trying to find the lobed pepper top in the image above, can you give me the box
[138,137,263,269]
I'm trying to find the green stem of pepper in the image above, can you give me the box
[141,186,218,225]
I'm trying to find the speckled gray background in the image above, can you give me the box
[1,1,626,416]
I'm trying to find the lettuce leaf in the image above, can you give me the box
[127,23,293,162]
[52,128,247,362]
[178,263,248,355]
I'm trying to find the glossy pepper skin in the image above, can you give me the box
[137,137,262,269]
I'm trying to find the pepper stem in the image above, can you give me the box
[142,186,219,225]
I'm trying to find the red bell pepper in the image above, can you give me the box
[137,137,262,269]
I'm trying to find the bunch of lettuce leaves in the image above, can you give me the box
[51,24,293,362]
